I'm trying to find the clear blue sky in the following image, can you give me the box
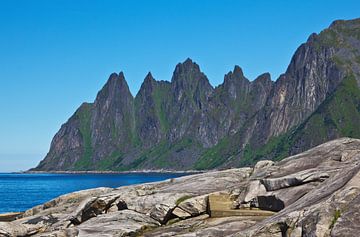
[0,0,359,172]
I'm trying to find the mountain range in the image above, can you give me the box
[33,18,360,171]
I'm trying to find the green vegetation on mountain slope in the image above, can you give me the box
[74,103,93,170]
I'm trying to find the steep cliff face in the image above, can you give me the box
[238,18,360,165]
[36,102,92,170]
[213,68,273,137]
[89,72,136,166]
[134,72,170,148]
[167,59,215,146]
[33,18,360,171]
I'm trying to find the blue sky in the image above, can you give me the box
[0,0,359,172]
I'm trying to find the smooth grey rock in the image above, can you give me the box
[74,210,160,237]
[172,208,191,219]
[261,169,329,191]
[0,222,32,237]
[253,160,274,174]
[150,204,174,224]
[177,195,208,216]
[243,180,267,202]
[70,193,121,224]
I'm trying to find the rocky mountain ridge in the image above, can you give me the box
[33,18,360,171]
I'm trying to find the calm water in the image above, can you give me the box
[0,173,188,214]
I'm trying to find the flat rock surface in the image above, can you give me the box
[2,138,360,237]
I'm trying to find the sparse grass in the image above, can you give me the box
[166,218,181,225]
[354,55,360,65]
[194,135,240,170]
[329,209,341,229]
[332,56,345,67]
[175,195,192,205]
[152,83,171,133]
[128,138,200,169]
[97,150,123,170]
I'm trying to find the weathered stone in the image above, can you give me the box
[69,193,121,225]
[253,160,274,174]
[107,199,127,213]
[243,180,267,202]
[177,195,208,216]
[331,194,360,236]
[0,222,32,237]
[261,169,329,191]
[172,207,191,219]
[73,210,160,237]
[69,197,99,224]
[256,195,285,212]
[0,212,23,222]
[149,204,174,224]
[22,188,112,218]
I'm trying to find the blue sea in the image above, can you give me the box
[0,172,188,214]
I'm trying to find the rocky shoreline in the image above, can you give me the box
[1,138,360,236]
[22,170,204,175]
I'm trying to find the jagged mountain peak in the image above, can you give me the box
[94,71,133,110]
[219,65,252,101]
[224,65,247,83]
[171,58,213,100]
[233,65,244,77]
[145,71,154,80]
[118,71,125,79]
[137,72,158,97]
[140,72,156,88]
[306,18,360,45]
[182,57,198,68]
[100,71,127,90]
[172,58,202,80]
[253,72,271,84]
[329,17,360,28]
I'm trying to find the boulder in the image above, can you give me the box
[243,180,267,202]
[107,199,127,213]
[149,204,175,224]
[177,195,208,216]
[172,207,191,219]
[261,169,329,191]
[253,160,274,174]
[0,222,31,237]
[22,188,112,218]
[0,212,23,222]
[256,195,285,212]
[73,210,160,236]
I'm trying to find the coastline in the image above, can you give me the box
[21,169,206,174]
[0,170,199,215]
[2,139,360,236]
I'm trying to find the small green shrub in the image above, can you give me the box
[175,195,192,205]
[329,209,341,229]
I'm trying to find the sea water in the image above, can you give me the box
[0,172,188,213]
